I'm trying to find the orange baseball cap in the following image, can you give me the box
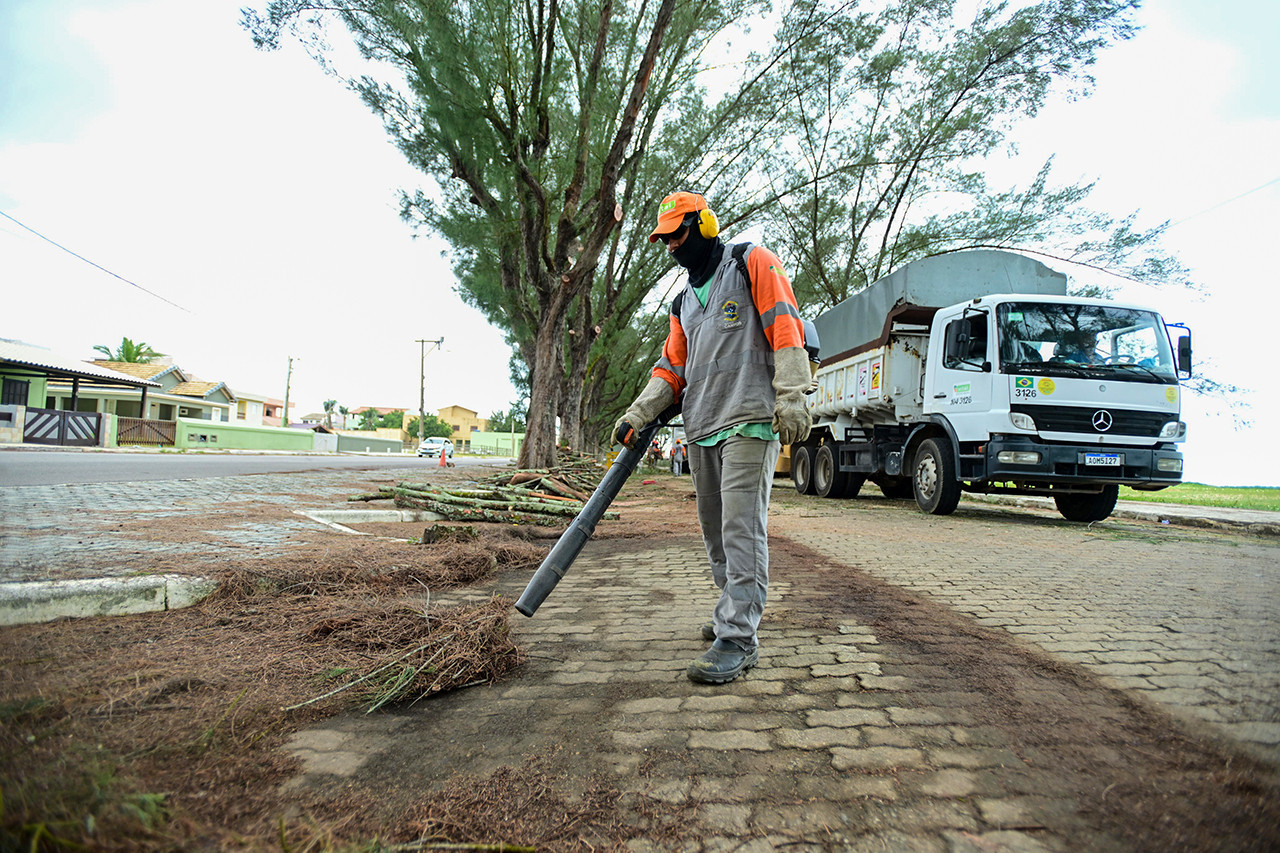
[648,191,707,243]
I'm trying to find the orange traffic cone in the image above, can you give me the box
[438,446,448,468]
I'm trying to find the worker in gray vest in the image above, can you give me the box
[615,191,812,684]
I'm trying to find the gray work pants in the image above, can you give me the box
[688,435,781,652]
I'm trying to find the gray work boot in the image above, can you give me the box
[687,639,758,684]
[700,621,716,641]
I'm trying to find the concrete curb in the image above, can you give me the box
[296,508,444,535]
[0,511,446,626]
[0,574,219,627]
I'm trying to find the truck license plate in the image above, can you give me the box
[1083,453,1122,467]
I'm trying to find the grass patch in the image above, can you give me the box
[1120,483,1280,512]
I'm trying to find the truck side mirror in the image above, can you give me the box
[1177,334,1192,378]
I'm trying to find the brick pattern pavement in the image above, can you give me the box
[289,538,1129,851]
[0,469,420,581]
[771,500,1280,764]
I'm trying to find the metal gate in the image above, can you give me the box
[116,417,176,447]
[23,408,102,447]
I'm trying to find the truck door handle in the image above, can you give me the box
[933,393,947,398]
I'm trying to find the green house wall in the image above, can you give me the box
[170,418,315,451]
[0,372,48,407]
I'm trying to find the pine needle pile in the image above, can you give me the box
[288,596,520,713]
[0,536,535,850]
[405,754,692,852]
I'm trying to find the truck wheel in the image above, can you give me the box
[814,444,849,499]
[843,474,866,498]
[913,438,961,515]
[1054,485,1119,522]
[876,477,914,500]
[792,445,816,495]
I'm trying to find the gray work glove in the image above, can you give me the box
[772,346,813,447]
[613,376,675,448]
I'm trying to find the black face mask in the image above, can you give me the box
[672,225,720,285]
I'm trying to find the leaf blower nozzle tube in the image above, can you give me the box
[514,404,678,617]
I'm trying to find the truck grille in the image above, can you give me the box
[1010,404,1170,437]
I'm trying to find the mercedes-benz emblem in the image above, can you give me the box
[1092,410,1113,431]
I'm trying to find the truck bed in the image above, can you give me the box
[813,250,1067,362]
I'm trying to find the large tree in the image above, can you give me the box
[246,0,749,467]
[752,0,1180,312]
[247,0,1181,460]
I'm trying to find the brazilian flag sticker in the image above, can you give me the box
[1015,377,1033,389]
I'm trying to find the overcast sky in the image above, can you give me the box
[1,0,1276,485]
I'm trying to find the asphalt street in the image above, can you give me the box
[0,448,503,486]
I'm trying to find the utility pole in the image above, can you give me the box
[282,356,296,428]
[416,337,444,444]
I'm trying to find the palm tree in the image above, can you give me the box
[323,399,337,429]
[338,405,350,429]
[93,337,161,363]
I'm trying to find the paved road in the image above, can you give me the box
[3,466,1278,849]
[0,448,505,486]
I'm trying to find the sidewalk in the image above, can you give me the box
[2,468,1277,850]
[286,493,1280,850]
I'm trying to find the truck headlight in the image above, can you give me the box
[1009,412,1035,430]
[1158,421,1186,440]
[1157,458,1183,473]
[997,450,1042,465]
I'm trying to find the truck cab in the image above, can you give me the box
[920,294,1188,519]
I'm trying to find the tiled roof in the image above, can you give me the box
[0,339,160,387]
[169,381,227,399]
[89,360,176,380]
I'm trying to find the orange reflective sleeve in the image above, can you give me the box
[652,310,687,397]
[748,247,805,351]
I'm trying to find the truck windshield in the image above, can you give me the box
[996,302,1177,383]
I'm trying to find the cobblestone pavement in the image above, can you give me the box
[282,485,1278,851]
[770,496,1280,766]
[0,467,427,581]
[4,468,1279,850]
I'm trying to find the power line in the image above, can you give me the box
[1165,175,1280,230]
[0,209,192,313]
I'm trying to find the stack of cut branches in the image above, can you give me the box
[488,459,607,501]
[350,482,614,527]
[350,451,619,526]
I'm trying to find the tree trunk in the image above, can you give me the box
[559,294,598,452]
[579,353,609,453]
[519,324,563,469]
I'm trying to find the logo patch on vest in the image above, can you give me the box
[719,299,744,331]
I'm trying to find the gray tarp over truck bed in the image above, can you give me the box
[814,250,1068,361]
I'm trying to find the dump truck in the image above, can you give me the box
[792,249,1191,522]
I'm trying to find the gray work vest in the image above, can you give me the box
[663,243,776,442]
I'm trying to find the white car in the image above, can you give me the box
[416,437,454,459]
